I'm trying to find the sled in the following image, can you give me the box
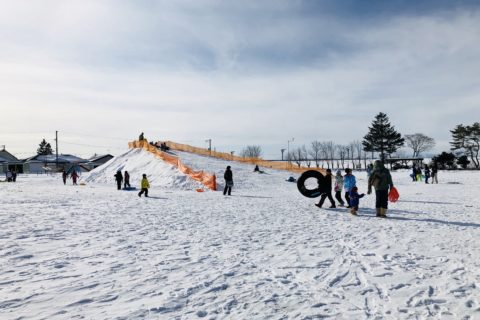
[123,186,137,191]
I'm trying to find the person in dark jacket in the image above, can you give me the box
[315,169,336,208]
[223,166,233,196]
[368,160,394,218]
[411,165,417,182]
[62,170,67,185]
[124,171,131,189]
[114,170,123,190]
[424,164,431,184]
[349,186,365,216]
[71,171,78,185]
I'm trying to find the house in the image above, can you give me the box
[87,154,114,169]
[0,146,23,174]
[23,154,90,174]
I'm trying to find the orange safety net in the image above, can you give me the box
[128,140,217,191]
[162,141,326,174]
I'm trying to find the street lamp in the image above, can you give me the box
[287,138,294,168]
[281,148,286,161]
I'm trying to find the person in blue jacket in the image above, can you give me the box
[343,168,356,208]
[349,186,365,215]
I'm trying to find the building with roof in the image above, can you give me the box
[23,154,90,174]
[87,154,114,170]
[0,146,23,174]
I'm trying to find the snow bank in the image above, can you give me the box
[82,148,204,190]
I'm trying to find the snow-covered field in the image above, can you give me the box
[1,149,480,319]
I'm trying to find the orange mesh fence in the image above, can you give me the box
[162,141,326,174]
[128,140,217,190]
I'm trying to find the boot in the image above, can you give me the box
[380,208,387,218]
[376,207,381,217]
[350,208,358,215]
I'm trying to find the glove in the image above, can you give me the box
[367,187,372,195]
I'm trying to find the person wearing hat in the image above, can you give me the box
[368,160,394,218]
[315,169,336,209]
[223,166,233,196]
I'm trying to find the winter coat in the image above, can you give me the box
[368,162,393,191]
[334,175,344,192]
[344,174,356,192]
[349,190,365,207]
[124,172,130,183]
[224,169,233,182]
[322,173,333,192]
[114,172,123,182]
[141,178,150,189]
[424,167,431,176]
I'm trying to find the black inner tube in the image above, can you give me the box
[297,170,327,198]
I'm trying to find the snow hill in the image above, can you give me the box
[1,148,479,319]
[83,148,204,190]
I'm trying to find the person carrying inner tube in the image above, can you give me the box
[315,169,336,209]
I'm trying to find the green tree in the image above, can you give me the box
[363,112,404,163]
[432,152,456,169]
[37,139,53,155]
[450,122,480,168]
[457,155,470,169]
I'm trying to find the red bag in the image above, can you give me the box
[388,186,400,203]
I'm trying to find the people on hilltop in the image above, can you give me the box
[368,160,394,218]
[315,169,336,209]
[71,171,79,185]
[424,164,431,184]
[138,174,150,197]
[431,163,438,184]
[223,166,233,196]
[348,186,365,216]
[62,170,67,185]
[343,168,356,208]
[334,170,345,207]
[124,171,131,189]
[139,132,145,141]
[114,170,123,190]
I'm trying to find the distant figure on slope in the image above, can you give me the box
[368,160,394,218]
[223,166,233,196]
[114,170,123,190]
[62,170,67,185]
[139,132,144,141]
[138,174,150,197]
[424,164,431,184]
[431,163,438,184]
[253,165,265,174]
[71,171,79,185]
[344,168,356,208]
[315,169,336,209]
[348,186,365,216]
[12,169,17,182]
[334,170,345,207]
[124,171,131,189]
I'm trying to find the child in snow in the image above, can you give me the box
[138,174,150,197]
[334,170,345,207]
[348,186,365,216]
[343,168,356,208]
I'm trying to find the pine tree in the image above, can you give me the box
[362,112,404,163]
[37,139,53,155]
[450,122,479,168]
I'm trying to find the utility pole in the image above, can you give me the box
[55,130,59,170]
[287,138,294,168]
[281,149,286,161]
[205,139,212,155]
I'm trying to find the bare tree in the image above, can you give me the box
[338,145,347,169]
[405,133,436,158]
[325,141,336,169]
[319,142,329,169]
[352,140,363,169]
[302,145,311,167]
[291,147,305,167]
[240,145,263,158]
[309,141,322,168]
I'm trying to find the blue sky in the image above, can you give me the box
[1,0,479,158]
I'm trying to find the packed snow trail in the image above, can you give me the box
[1,153,479,319]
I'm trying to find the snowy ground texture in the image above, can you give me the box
[1,149,480,320]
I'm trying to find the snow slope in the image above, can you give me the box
[1,150,480,319]
[83,148,204,190]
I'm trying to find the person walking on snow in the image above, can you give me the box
[431,163,438,184]
[348,186,365,216]
[114,170,123,190]
[334,170,345,207]
[138,174,150,197]
[124,171,131,189]
[62,170,67,185]
[424,164,431,184]
[315,169,336,208]
[223,166,233,196]
[343,168,356,208]
[368,160,394,218]
[71,171,78,185]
